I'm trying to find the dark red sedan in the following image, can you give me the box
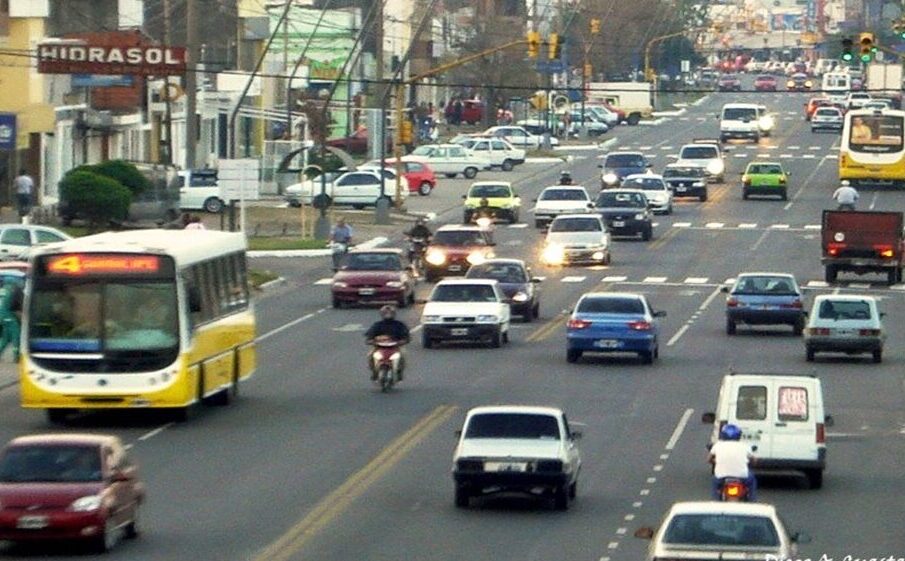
[718,75,741,92]
[367,159,438,196]
[754,75,778,91]
[331,249,416,308]
[0,434,144,552]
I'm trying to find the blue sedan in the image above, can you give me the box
[566,292,665,364]
[723,273,806,335]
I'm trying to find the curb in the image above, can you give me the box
[247,236,388,258]
[257,277,287,291]
[598,137,619,151]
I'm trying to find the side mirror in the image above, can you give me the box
[652,310,667,317]
[597,163,604,168]
[786,171,792,176]
[634,527,655,540]
[570,430,583,440]
[415,298,429,305]
[880,312,887,318]
[739,172,745,176]
[792,531,812,544]
[825,414,835,427]
[530,277,543,284]
[188,287,203,313]
[532,198,538,203]
[720,286,730,293]
[587,203,595,209]
[461,194,467,199]
[645,162,652,168]
[702,412,716,424]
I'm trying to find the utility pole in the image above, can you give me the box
[161,0,174,165]
[185,0,199,170]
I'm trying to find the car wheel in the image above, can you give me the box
[568,480,577,499]
[509,211,519,225]
[872,349,883,363]
[454,485,470,508]
[825,265,838,284]
[332,296,342,309]
[805,469,823,489]
[742,189,749,200]
[490,329,502,348]
[46,409,68,425]
[553,485,570,510]
[535,219,545,229]
[532,302,540,319]
[464,167,478,179]
[627,113,641,126]
[203,197,224,213]
[312,194,332,209]
[641,226,652,241]
[501,159,514,171]
[806,347,815,362]
[445,173,457,179]
[887,269,898,286]
[502,329,510,344]
[700,192,708,202]
[793,318,804,336]
[640,350,654,364]
[666,204,673,215]
[781,189,788,201]
[397,294,408,308]
[566,348,582,363]
[93,519,120,553]
[726,319,737,335]
[463,211,472,224]
[603,252,611,266]
[422,332,433,349]
[418,182,433,196]
[352,204,366,210]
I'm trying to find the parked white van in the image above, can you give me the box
[178,169,224,213]
[702,373,832,489]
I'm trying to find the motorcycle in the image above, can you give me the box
[330,241,349,270]
[370,336,404,392]
[718,477,750,502]
[407,236,429,276]
[471,211,496,243]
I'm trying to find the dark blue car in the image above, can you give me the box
[599,152,651,189]
[723,273,805,335]
[566,292,665,364]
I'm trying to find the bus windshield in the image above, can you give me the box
[848,114,904,153]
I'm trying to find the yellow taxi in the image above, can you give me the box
[462,181,521,224]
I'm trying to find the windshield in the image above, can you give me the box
[733,276,797,295]
[469,184,511,198]
[550,217,601,232]
[0,445,102,483]
[596,191,646,208]
[578,297,644,314]
[411,146,435,156]
[746,164,783,175]
[680,146,718,159]
[540,189,588,201]
[623,177,665,191]
[342,253,402,271]
[465,413,560,440]
[663,514,780,547]
[432,230,487,246]
[467,263,527,283]
[722,108,757,121]
[848,114,904,154]
[605,154,645,168]
[663,167,706,178]
[430,284,497,302]
[817,299,872,320]
[29,281,179,371]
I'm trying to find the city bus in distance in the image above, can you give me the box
[821,71,850,101]
[839,109,905,185]
[21,230,256,423]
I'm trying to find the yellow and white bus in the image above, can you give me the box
[21,230,256,422]
[839,109,905,185]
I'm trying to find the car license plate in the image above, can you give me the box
[448,265,462,272]
[594,339,621,349]
[358,288,376,295]
[17,516,48,530]
[451,328,469,336]
[834,329,854,336]
[612,220,625,227]
[485,462,526,472]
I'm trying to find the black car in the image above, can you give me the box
[662,165,708,201]
[594,189,653,241]
[598,152,651,188]
[465,259,541,321]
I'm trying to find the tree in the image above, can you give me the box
[59,171,132,230]
[89,160,150,197]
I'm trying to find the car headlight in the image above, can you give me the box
[758,116,774,130]
[69,495,102,512]
[332,281,348,288]
[786,80,794,88]
[706,161,724,175]
[542,244,565,265]
[425,250,446,265]
[386,281,404,288]
[603,173,618,185]
[592,251,605,261]
[634,213,646,220]
[512,291,529,302]
[466,251,488,265]
[692,181,705,187]
[422,315,441,323]
[476,315,499,323]
[805,80,813,88]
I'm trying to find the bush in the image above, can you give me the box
[59,171,132,229]
[88,160,150,197]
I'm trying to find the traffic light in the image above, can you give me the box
[527,31,541,58]
[841,37,854,62]
[397,120,413,145]
[548,33,560,60]
[859,32,876,62]
[590,18,601,34]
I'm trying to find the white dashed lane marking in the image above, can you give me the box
[314,278,334,285]
[560,276,587,283]
[673,222,692,228]
[602,275,628,282]
[684,277,709,284]
[739,223,757,229]
[643,276,668,283]
[705,222,724,228]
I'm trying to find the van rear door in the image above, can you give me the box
[769,382,819,461]
[728,382,773,457]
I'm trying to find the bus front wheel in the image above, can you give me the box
[46,409,68,425]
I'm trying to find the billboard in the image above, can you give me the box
[0,113,16,151]
[38,44,187,76]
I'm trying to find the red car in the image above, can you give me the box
[331,249,416,308]
[367,159,438,196]
[326,126,391,155]
[0,434,144,552]
[754,75,778,91]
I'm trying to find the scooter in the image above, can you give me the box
[370,336,403,392]
[406,237,429,276]
[330,241,349,270]
[718,478,750,502]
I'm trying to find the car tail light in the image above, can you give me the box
[827,242,846,256]
[627,320,653,331]
[781,300,803,309]
[859,328,880,336]
[873,245,895,258]
[567,318,591,330]
[726,297,739,308]
[807,327,830,336]
[816,423,825,444]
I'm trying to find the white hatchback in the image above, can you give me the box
[621,174,673,214]
[804,294,885,363]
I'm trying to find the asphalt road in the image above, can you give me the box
[0,82,903,561]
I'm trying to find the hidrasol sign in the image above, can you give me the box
[37,44,187,76]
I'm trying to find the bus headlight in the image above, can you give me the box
[542,244,565,265]
[706,161,724,176]
[425,250,446,265]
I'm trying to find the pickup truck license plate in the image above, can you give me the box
[358,288,376,295]
[594,339,621,348]
[612,221,625,227]
[485,462,526,472]
[448,265,462,272]
[17,516,48,530]
[451,328,469,336]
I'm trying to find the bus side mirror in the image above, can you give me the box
[188,287,203,313]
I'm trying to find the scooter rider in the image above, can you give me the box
[559,170,573,185]
[405,217,433,263]
[833,181,859,211]
[708,424,757,501]
[365,305,411,381]
[474,197,495,220]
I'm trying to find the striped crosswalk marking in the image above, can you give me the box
[561,276,587,283]
[684,277,709,284]
[314,278,334,285]
[602,275,628,282]
[643,276,668,283]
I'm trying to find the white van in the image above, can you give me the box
[719,103,761,143]
[178,169,224,213]
[702,373,832,489]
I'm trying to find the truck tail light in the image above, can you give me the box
[567,318,591,330]
[816,423,825,444]
[827,242,846,257]
[627,321,653,331]
[873,244,895,258]
[859,328,880,336]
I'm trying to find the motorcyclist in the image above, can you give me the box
[708,423,757,501]
[559,170,573,185]
[833,181,859,211]
[405,217,433,264]
[473,198,495,220]
[365,305,411,381]
[330,218,353,271]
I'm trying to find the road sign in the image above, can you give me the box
[536,60,566,74]
[681,59,690,73]
[219,159,261,201]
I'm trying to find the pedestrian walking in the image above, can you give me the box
[0,274,24,362]
[13,169,33,222]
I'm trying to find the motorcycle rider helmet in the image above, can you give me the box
[379,305,396,320]
[719,424,743,441]
[559,170,573,185]
[480,198,489,207]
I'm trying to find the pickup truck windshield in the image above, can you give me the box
[465,413,561,440]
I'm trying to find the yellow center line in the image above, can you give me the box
[252,404,458,561]
[525,313,568,343]
[649,225,681,251]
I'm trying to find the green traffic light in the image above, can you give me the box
[842,52,853,61]
[860,53,872,62]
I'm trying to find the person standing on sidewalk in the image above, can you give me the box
[13,169,34,222]
[0,274,24,362]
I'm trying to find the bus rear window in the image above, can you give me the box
[849,114,904,153]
